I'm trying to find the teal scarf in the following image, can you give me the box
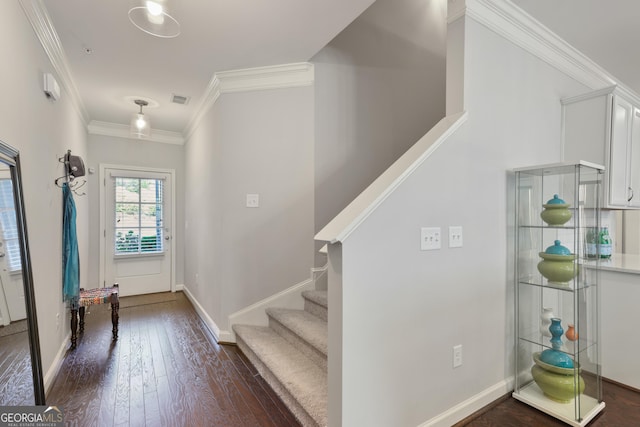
[62,183,79,307]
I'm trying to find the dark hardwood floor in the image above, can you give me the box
[0,328,35,406]
[47,292,301,427]
[457,379,640,427]
[48,291,640,426]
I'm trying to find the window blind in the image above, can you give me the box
[0,179,21,271]
[112,176,165,255]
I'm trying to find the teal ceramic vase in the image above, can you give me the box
[540,318,574,368]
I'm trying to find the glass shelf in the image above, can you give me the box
[517,276,596,292]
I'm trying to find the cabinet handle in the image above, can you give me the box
[629,187,634,202]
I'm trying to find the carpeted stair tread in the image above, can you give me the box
[266,307,327,357]
[302,290,327,308]
[302,290,327,322]
[233,324,327,426]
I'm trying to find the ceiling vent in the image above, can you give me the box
[170,94,190,105]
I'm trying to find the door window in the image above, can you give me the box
[113,177,164,256]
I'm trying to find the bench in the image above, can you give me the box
[70,284,119,349]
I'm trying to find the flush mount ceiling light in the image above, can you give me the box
[130,99,151,139]
[128,0,180,38]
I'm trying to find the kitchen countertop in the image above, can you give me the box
[585,253,640,274]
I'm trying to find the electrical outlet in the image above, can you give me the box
[449,226,463,248]
[453,344,463,368]
[420,227,441,250]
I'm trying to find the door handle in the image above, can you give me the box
[0,252,5,257]
[165,236,171,240]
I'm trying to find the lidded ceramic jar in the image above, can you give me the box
[531,352,585,403]
[537,240,578,285]
[541,194,572,226]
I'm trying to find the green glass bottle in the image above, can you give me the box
[586,227,598,259]
[599,227,612,259]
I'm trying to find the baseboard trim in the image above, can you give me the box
[174,283,184,292]
[44,331,71,396]
[226,277,317,343]
[419,377,514,427]
[181,285,226,343]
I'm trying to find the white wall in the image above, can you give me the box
[0,1,88,382]
[86,134,185,287]
[330,16,590,426]
[312,0,447,259]
[184,86,315,334]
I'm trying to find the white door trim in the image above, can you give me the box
[99,164,176,292]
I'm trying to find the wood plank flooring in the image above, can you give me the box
[47,292,301,427]
[47,291,640,426]
[457,379,640,427]
[0,329,35,406]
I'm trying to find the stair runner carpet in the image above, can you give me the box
[233,290,328,427]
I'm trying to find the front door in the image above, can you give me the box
[104,168,172,297]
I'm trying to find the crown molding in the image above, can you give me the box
[458,0,640,104]
[88,121,185,145]
[19,0,90,124]
[184,62,314,140]
[447,0,467,23]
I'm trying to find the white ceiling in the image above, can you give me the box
[41,0,376,136]
[512,0,640,97]
[39,0,640,139]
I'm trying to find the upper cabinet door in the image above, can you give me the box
[608,96,633,207]
[562,87,640,209]
[629,107,640,208]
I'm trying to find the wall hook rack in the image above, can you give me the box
[54,149,86,196]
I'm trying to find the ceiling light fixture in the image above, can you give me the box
[130,99,151,139]
[128,0,180,38]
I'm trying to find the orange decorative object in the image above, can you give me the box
[566,324,578,341]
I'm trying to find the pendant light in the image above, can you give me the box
[128,0,180,38]
[130,99,151,139]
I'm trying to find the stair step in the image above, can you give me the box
[302,290,327,321]
[266,308,327,369]
[233,324,327,427]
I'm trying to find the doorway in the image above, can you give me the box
[100,166,175,297]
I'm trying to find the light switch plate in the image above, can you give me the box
[421,227,441,250]
[449,226,463,248]
[246,194,259,208]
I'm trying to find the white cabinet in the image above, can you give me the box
[562,87,640,208]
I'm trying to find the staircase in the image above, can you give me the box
[233,289,328,427]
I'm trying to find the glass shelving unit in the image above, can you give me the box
[512,161,606,426]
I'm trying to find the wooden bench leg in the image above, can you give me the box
[79,306,85,333]
[111,291,119,341]
[70,307,78,349]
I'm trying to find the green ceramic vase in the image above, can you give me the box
[537,253,578,284]
[531,364,585,403]
[540,194,572,226]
